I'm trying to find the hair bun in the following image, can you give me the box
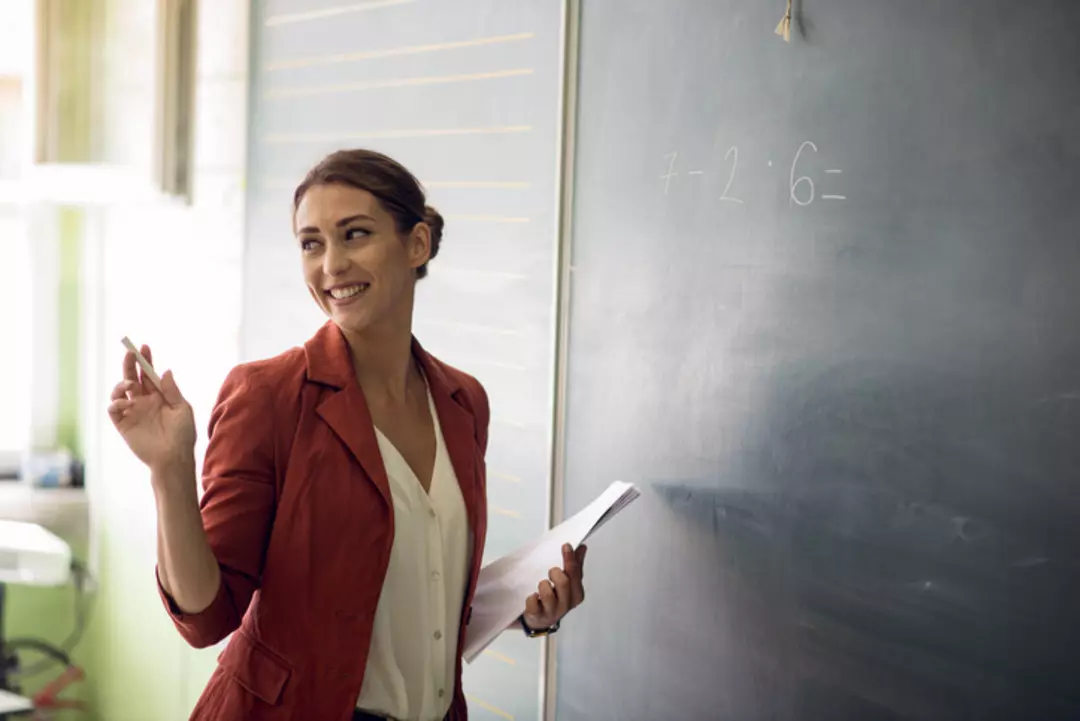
[423,205,444,261]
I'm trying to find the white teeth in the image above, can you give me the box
[329,284,367,300]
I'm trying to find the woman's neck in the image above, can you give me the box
[344,319,421,403]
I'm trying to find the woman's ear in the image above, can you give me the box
[408,222,432,271]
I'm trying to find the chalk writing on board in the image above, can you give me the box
[791,141,848,206]
[789,141,817,206]
[719,146,744,204]
[659,141,847,206]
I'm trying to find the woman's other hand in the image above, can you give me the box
[108,345,197,474]
[523,543,587,631]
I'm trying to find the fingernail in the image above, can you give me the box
[563,543,571,553]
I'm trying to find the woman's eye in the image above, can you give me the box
[345,227,370,241]
[300,238,320,252]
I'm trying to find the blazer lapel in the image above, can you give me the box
[302,323,481,526]
[414,340,481,538]
[304,322,391,509]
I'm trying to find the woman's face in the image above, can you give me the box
[294,183,430,337]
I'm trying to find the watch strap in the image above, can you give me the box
[520,615,560,638]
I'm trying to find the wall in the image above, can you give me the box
[75,1,250,718]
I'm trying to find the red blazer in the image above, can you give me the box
[157,322,489,720]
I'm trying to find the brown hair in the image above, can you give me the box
[293,149,444,279]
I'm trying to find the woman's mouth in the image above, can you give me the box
[325,283,370,304]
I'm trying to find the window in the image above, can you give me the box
[31,0,197,199]
[0,211,32,457]
[0,1,32,461]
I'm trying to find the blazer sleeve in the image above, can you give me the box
[467,375,490,455]
[156,364,278,648]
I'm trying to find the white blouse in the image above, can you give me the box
[356,381,471,721]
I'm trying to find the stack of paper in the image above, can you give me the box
[464,481,640,662]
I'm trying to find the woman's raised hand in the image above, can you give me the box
[107,345,197,475]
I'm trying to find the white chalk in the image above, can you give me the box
[120,336,164,393]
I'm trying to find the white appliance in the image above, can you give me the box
[0,520,71,586]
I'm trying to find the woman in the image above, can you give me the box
[108,149,586,721]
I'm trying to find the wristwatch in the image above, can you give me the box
[520,615,560,638]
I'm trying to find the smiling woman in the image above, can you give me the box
[291,150,445,354]
[107,149,587,721]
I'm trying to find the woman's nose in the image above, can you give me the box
[323,244,350,276]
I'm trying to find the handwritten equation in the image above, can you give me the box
[660,141,847,207]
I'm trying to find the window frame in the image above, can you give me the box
[24,0,197,204]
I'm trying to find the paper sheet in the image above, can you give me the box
[463,481,640,663]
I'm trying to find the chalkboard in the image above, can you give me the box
[557,2,1080,720]
[242,2,565,719]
